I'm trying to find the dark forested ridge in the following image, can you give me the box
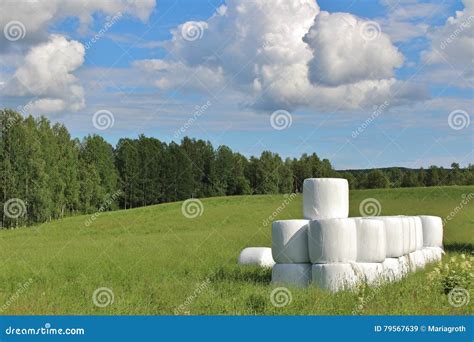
[1,109,473,228]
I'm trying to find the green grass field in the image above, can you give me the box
[0,186,472,315]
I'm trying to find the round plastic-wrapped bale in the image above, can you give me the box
[407,217,417,253]
[382,258,402,282]
[368,216,404,258]
[238,247,275,268]
[354,218,386,263]
[312,264,358,292]
[272,220,310,263]
[414,216,424,250]
[303,178,349,220]
[272,263,311,287]
[398,216,411,255]
[308,218,357,263]
[408,250,426,271]
[352,263,385,286]
[398,255,410,277]
[422,247,444,263]
[419,216,443,248]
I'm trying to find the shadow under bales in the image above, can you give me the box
[443,242,473,254]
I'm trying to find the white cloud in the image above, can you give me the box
[136,0,416,112]
[5,35,85,112]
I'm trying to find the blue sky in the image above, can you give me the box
[0,0,472,169]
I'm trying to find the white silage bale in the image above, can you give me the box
[271,263,311,287]
[419,216,443,247]
[352,263,385,286]
[354,218,386,263]
[368,216,404,258]
[398,255,410,277]
[238,247,275,268]
[308,218,357,263]
[414,216,424,250]
[408,250,426,271]
[312,264,358,292]
[399,216,411,255]
[272,220,310,263]
[423,247,444,263]
[382,258,402,282]
[303,178,349,220]
[407,217,417,253]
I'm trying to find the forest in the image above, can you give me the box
[1,109,473,228]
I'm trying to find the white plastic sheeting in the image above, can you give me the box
[308,218,357,263]
[370,216,404,258]
[399,216,411,255]
[422,247,444,263]
[354,218,386,262]
[419,216,443,248]
[398,255,410,277]
[408,250,426,271]
[414,216,424,250]
[237,247,275,268]
[352,262,385,285]
[272,263,311,287]
[303,178,349,220]
[382,258,402,282]
[407,217,417,253]
[272,220,310,263]
[312,263,358,292]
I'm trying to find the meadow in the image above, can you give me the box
[0,186,472,315]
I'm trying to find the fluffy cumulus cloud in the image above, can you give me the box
[6,35,85,112]
[136,0,413,111]
[1,0,156,113]
[421,0,473,84]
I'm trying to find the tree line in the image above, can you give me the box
[1,109,472,228]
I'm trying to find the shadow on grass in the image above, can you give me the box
[210,265,271,284]
[443,242,473,253]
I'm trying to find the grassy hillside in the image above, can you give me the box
[0,186,472,315]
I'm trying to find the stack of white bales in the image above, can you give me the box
[269,178,444,292]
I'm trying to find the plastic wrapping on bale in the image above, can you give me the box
[272,220,310,263]
[414,216,424,250]
[422,247,444,263]
[272,263,311,287]
[382,258,402,282]
[303,178,349,220]
[351,262,385,286]
[419,216,443,247]
[399,216,411,255]
[354,218,386,262]
[398,255,410,277]
[237,247,275,268]
[407,217,417,253]
[369,216,404,258]
[311,263,358,292]
[308,218,357,263]
[408,250,426,271]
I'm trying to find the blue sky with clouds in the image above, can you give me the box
[0,0,472,169]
